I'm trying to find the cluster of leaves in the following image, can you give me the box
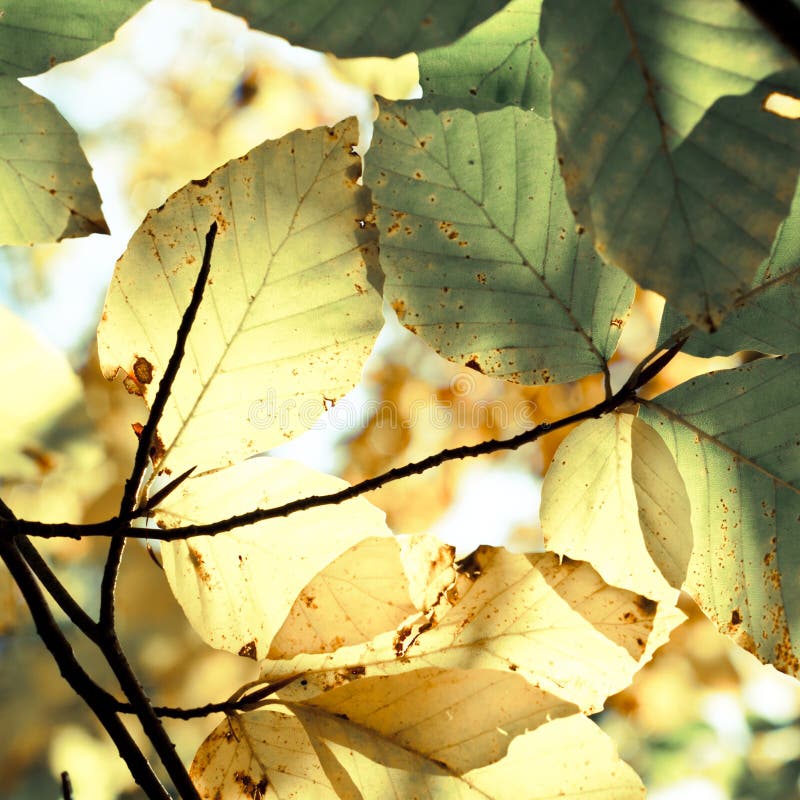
[2,1,800,798]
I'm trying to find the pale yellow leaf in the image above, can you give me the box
[261,547,657,712]
[97,117,382,475]
[464,713,644,799]
[268,534,457,659]
[0,305,82,481]
[295,667,578,773]
[540,413,693,602]
[158,457,392,660]
[191,710,340,799]
[191,708,643,799]
[267,537,420,659]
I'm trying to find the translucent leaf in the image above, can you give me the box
[210,0,510,58]
[294,667,578,773]
[97,118,383,474]
[659,182,800,357]
[0,0,145,77]
[158,457,392,660]
[640,355,800,675]
[268,536,456,659]
[541,413,693,601]
[419,0,551,115]
[540,0,800,330]
[0,305,83,480]
[0,78,107,245]
[365,99,634,384]
[191,711,339,799]
[261,546,657,712]
[191,709,643,799]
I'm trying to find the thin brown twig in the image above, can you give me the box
[0,536,171,799]
[100,222,218,633]
[4,334,691,543]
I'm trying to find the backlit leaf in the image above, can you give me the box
[659,182,800,357]
[640,355,800,675]
[261,546,657,712]
[419,0,550,115]
[97,117,383,475]
[267,536,456,659]
[365,99,634,384]
[541,412,693,601]
[0,78,107,245]
[210,0,511,58]
[158,457,392,660]
[191,709,643,799]
[0,305,82,479]
[0,0,145,244]
[540,0,800,330]
[293,667,578,773]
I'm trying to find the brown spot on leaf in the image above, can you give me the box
[731,609,742,626]
[188,546,211,583]
[634,595,657,617]
[391,298,407,320]
[349,665,366,677]
[191,176,211,187]
[233,770,268,799]
[133,356,154,385]
[476,272,487,285]
[464,357,483,374]
[238,640,258,660]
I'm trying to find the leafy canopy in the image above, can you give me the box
[1,1,799,798]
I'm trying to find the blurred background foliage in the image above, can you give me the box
[1,1,799,798]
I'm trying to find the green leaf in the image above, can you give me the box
[262,547,657,713]
[0,0,144,243]
[419,0,551,115]
[659,182,800,357]
[158,458,393,660]
[97,118,383,475]
[191,710,644,799]
[210,0,511,58]
[640,355,800,675]
[0,0,145,78]
[540,0,800,330]
[0,78,107,245]
[541,412,693,602]
[365,100,634,384]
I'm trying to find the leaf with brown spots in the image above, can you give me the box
[191,704,642,799]
[98,117,383,476]
[641,355,800,675]
[158,457,393,660]
[541,0,800,330]
[261,546,658,713]
[366,99,634,385]
[268,535,455,659]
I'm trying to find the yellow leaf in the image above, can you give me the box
[158,457,392,660]
[97,117,382,475]
[296,667,578,773]
[191,708,643,799]
[261,546,657,712]
[540,413,693,602]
